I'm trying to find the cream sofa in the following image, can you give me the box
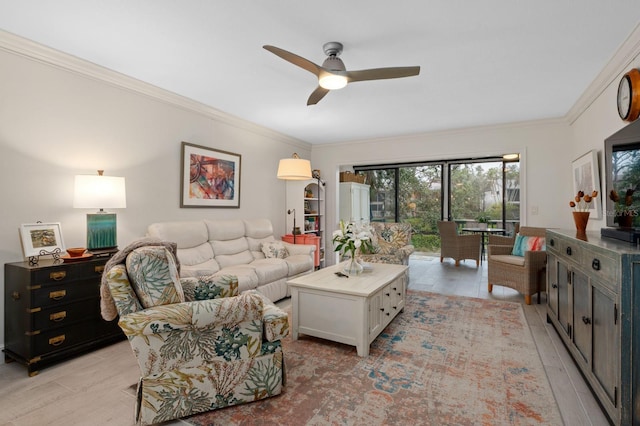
[147,218,315,302]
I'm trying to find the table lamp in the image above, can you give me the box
[73,170,126,253]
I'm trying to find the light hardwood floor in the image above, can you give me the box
[0,254,610,425]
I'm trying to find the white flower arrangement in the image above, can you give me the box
[332,220,374,259]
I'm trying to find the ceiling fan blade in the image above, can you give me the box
[307,86,330,105]
[263,45,321,76]
[347,66,420,83]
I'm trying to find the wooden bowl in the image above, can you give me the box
[66,247,86,257]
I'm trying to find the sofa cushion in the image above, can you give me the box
[216,249,255,269]
[126,246,185,308]
[244,219,275,239]
[250,258,289,283]
[211,236,254,268]
[248,236,274,259]
[147,221,208,249]
[491,254,526,266]
[176,243,218,270]
[370,222,412,255]
[179,260,222,278]
[205,219,246,241]
[261,241,288,259]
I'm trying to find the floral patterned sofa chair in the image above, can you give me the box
[102,241,289,425]
[359,222,415,265]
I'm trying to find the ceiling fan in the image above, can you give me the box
[263,42,420,105]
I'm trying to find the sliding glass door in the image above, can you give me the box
[355,156,519,254]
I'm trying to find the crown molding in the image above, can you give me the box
[0,29,310,150]
[566,22,640,124]
[316,117,567,149]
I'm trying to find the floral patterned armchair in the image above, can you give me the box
[359,222,415,265]
[104,245,289,425]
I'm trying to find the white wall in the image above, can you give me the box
[0,34,311,347]
[569,53,640,230]
[312,120,573,265]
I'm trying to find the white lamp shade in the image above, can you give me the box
[73,175,126,209]
[277,158,312,180]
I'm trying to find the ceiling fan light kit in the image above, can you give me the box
[319,73,347,90]
[263,41,420,105]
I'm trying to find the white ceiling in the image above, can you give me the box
[2,1,640,144]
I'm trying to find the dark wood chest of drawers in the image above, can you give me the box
[4,257,124,376]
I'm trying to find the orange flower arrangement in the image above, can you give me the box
[569,190,598,211]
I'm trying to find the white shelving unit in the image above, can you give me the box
[285,178,325,268]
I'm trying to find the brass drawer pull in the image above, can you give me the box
[49,311,67,322]
[49,334,65,346]
[49,290,66,300]
[95,265,104,274]
[50,271,67,281]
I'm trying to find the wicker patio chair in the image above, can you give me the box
[487,226,546,305]
[487,223,520,246]
[437,221,481,267]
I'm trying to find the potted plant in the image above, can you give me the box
[476,213,491,229]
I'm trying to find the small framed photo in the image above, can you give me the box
[181,142,241,208]
[19,222,65,257]
[572,149,602,219]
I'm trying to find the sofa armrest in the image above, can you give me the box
[118,292,263,337]
[282,241,315,256]
[243,290,289,341]
[180,274,238,301]
[398,244,415,257]
[120,293,266,374]
[524,250,547,270]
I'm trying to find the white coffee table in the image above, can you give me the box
[287,262,408,357]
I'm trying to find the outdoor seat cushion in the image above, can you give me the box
[490,254,526,266]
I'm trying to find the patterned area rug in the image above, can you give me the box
[186,290,562,425]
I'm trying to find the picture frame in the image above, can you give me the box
[19,222,66,258]
[181,142,241,208]
[572,149,602,219]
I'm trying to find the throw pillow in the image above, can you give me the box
[511,235,546,257]
[126,246,185,308]
[261,241,288,259]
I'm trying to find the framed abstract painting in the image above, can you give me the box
[181,142,241,208]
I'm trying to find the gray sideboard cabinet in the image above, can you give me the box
[546,229,640,425]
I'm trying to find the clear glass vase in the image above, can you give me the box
[343,256,364,276]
